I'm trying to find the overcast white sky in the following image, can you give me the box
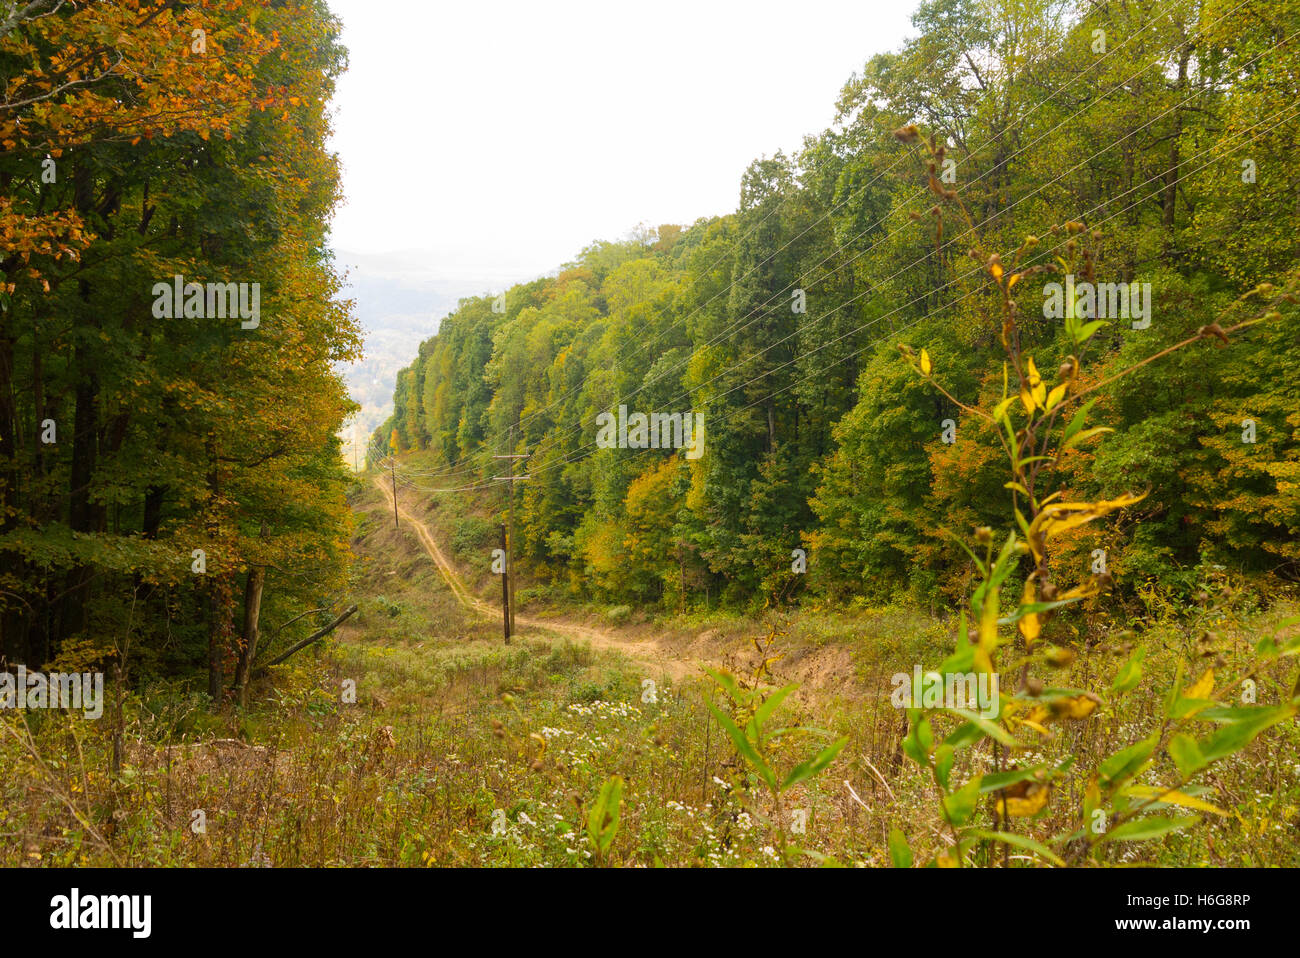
[326,0,919,287]
[327,0,921,458]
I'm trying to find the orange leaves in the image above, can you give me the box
[3,0,277,155]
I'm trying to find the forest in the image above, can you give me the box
[374,0,1300,620]
[0,0,359,701]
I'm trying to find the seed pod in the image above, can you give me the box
[1198,322,1229,344]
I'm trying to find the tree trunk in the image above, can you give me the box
[234,561,265,707]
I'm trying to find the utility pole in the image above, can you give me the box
[492,425,529,642]
[499,522,510,643]
[507,425,517,637]
[390,459,399,529]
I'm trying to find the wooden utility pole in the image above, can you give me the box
[390,460,399,529]
[499,523,510,643]
[493,425,529,642]
[507,425,517,636]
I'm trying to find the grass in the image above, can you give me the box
[1,485,1297,867]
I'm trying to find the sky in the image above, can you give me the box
[325,0,921,456]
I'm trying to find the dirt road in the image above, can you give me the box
[372,476,699,680]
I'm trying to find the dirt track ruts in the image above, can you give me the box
[372,476,699,680]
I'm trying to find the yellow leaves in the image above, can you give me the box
[1027,357,1046,408]
[1018,579,1040,647]
[1007,272,1021,290]
[1045,382,1067,411]
[1025,492,1147,562]
[978,583,1000,661]
[1019,386,1036,415]
[1012,704,1053,736]
[1122,785,1227,817]
[995,780,1051,818]
[1054,579,1101,604]
[1048,693,1097,719]
[1019,357,1047,413]
[990,262,1004,282]
[1186,668,1215,700]
[528,732,547,759]
[919,348,932,376]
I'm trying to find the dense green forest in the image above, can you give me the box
[0,0,359,696]
[376,0,1299,614]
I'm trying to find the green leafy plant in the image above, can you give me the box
[586,775,624,865]
[704,632,849,863]
[888,126,1300,867]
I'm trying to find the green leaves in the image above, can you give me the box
[1102,816,1197,843]
[1097,733,1158,790]
[1196,703,1296,764]
[944,708,1020,747]
[749,683,797,742]
[888,828,913,868]
[705,669,847,797]
[783,736,850,791]
[707,696,777,790]
[1167,734,1205,778]
[969,830,1065,867]
[1109,646,1145,695]
[586,776,624,859]
[941,775,982,826]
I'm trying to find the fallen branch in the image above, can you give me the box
[252,604,357,677]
